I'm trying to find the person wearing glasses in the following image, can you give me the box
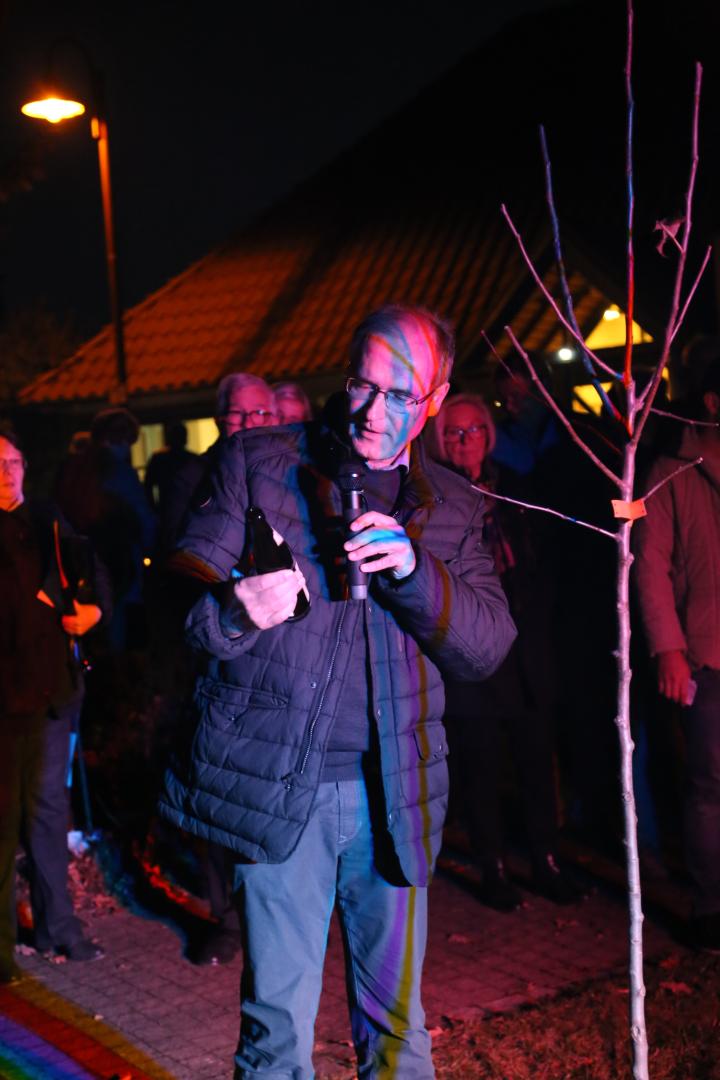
[434,393,585,911]
[159,373,277,557]
[160,304,516,1078]
[0,428,109,983]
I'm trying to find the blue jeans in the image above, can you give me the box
[233,779,433,1079]
[685,667,720,916]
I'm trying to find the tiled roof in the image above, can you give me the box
[18,190,615,406]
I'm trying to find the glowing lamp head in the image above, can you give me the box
[21,96,85,124]
[557,346,575,362]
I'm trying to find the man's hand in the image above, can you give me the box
[656,649,691,704]
[62,600,102,637]
[232,568,306,630]
[344,511,416,580]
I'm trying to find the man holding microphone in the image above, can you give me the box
[161,304,516,1078]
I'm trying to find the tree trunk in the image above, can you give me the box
[616,439,649,1079]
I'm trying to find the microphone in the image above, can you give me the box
[337,460,367,600]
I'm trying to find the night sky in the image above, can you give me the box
[0,0,568,341]
[1,0,719,345]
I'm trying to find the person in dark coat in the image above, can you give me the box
[54,407,156,651]
[0,429,110,983]
[149,373,277,967]
[434,393,585,910]
[634,359,720,951]
[160,305,516,1078]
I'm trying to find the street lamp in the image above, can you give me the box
[21,39,128,402]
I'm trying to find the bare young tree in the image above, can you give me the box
[482,4,710,1076]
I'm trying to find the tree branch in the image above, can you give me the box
[504,325,624,489]
[501,203,622,380]
[474,484,617,541]
[670,244,713,344]
[634,62,703,441]
[650,407,719,427]
[624,2,636,393]
[540,126,624,423]
[640,456,703,502]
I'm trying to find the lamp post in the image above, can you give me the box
[21,40,128,402]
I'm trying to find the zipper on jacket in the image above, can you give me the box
[282,599,349,789]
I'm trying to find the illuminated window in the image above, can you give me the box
[585,304,653,349]
[185,418,217,455]
[572,382,614,416]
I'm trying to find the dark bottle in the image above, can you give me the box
[246,506,310,621]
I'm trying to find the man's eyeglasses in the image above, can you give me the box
[346,377,437,414]
[0,458,24,473]
[223,409,276,426]
[443,425,488,444]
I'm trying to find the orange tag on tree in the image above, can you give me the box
[611,499,647,521]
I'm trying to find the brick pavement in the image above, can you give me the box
[2,857,679,1080]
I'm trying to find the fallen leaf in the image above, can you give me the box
[447,933,472,944]
[428,1026,446,1039]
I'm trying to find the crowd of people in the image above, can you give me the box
[1,307,718,1078]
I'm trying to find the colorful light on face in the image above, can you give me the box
[348,317,448,468]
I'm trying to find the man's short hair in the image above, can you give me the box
[349,304,455,385]
[215,373,272,417]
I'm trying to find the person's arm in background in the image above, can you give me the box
[633,463,691,705]
[38,514,109,637]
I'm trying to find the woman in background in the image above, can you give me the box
[434,394,583,910]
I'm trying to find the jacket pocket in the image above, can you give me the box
[413,722,448,762]
[196,676,288,710]
[194,678,289,737]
